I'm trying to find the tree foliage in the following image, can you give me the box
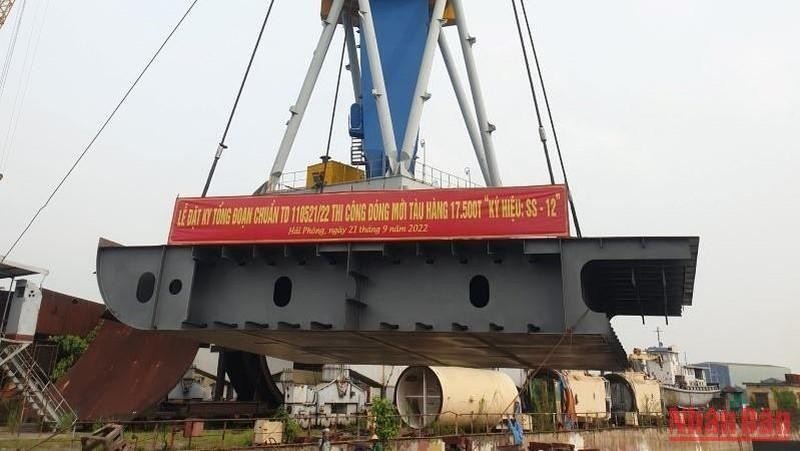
[772,388,800,428]
[370,397,399,444]
[273,406,301,443]
[50,323,100,380]
[773,389,799,411]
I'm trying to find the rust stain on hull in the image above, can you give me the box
[36,289,106,337]
[57,320,199,420]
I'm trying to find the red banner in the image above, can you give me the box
[168,185,569,245]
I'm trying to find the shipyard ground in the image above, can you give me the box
[0,428,254,449]
[1,427,791,450]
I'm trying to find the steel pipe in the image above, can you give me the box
[450,0,502,186]
[266,0,345,191]
[358,0,401,176]
[438,33,491,185]
[399,0,448,172]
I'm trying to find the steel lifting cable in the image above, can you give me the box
[0,0,200,263]
[510,0,554,185]
[518,0,582,237]
[201,0,276,197]
[502,0,590,412]
[0,0,26,103]
[0,0,27,174]
[1,0,50,173]
[318,37,347,193]
[500,308,592,415]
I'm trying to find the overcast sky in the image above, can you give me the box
[0,1,797,372]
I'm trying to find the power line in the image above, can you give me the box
[510,0,554,185]
[0,0,200,263]
[518,0,582,237]
[202,0,276,197]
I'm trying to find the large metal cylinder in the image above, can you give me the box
[523,369,610,425]
[605,371,662,416]
[395,366,519,429]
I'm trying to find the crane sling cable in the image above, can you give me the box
[510,0,554,185]
[201,0,276,197]
[0,0,25,102]
[0,0,200,263]
[499,307,593,415]
[519,0,582,237]
[0,0,26,175]
[2,0,50,172]
[318,36,347,193]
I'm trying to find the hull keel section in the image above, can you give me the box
[96,237,698,369]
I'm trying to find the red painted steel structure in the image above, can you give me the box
[0,289,106,338]
[36,289,106,337]
[57,320,199,420]
[1,288,201,421]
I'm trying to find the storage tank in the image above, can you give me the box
[604,371,662,425]
[562,371,609,421]
[395,366,518,429]
[523,369,609,426]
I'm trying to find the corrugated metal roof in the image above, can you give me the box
[0,258,47,279]
[693,361,791,369]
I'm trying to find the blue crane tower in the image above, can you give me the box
[352,0,432,178]
[265,0,500,189]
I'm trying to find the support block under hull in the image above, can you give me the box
[96,237,698,370]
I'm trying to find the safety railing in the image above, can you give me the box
[414,162,480,188]
[274,170,307,191]
[275,161,480,192]
[0,409,797,450]
[0,340,75,427]
[0,412,663,448]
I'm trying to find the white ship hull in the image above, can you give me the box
[661,385,719,408]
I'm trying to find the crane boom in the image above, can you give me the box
[0,0,15,29]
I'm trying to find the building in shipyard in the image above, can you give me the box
[694,362,791,389]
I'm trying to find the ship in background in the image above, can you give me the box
[630,345,719,409]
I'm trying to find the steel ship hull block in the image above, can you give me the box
[96,237,698,370]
